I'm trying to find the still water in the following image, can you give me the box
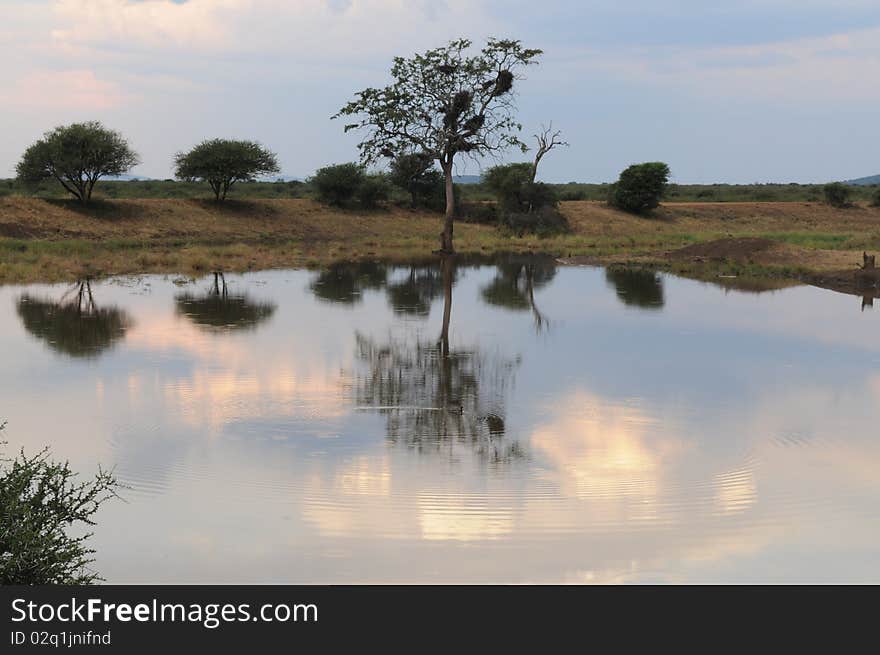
[2,257,879,583]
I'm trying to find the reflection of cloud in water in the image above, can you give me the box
[417,493,515,542]
[530,392,681,512]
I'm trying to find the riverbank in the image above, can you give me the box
[1,197,878,293]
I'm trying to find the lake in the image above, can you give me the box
[2,256,879,583]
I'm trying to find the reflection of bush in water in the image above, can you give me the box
[174,292,276,331]
[481,260,556,311]
[16,294,131,358]
[309,262,388,305]
[386,265,445,316]
[605,267,664,309]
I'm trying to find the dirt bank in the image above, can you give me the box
[1,197,879,285]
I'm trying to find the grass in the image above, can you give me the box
[0,195,878,284]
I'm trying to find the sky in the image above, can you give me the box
[1,0,879,184]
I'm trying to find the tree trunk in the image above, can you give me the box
[439,161,455,253]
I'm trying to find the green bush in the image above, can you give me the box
[459,201,498,224]
[388,153,444,209]
[823,182,853,208]
[0,423,118,584]
[608,162,671,214]
[500,206,570,237]
[356,174,391,209]
[483,163,557,214]
[869,187,880,208]
[311,163,366,207]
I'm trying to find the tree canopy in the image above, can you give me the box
[335,37,542,252]
[174,139,280,201]
[16,121,140,204]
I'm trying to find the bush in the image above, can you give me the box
[823,182,853,208]
[501,206,570,237]
[481,163,563,234]
[483,163,560,214]
[0,423,118,584]
[357,174,391,209]
[388,153,445,209]
[871,187,880,208]
[458,201,498,224]
[311,163,365,207]
[608,162,671,214]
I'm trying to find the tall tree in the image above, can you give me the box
[174,139,279,201]
[335,38,542,253]
[16,122,140,204]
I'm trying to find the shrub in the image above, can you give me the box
[389,153,444,209]
[483,163,535,212]
[311,163,365,207]
[0,423,119,584]
[869,187,880,208]
[357,174,391,209]
[483,163,558,211]
[458,201,498,224]
[501,206,570,237]
[608,162,671,214]
[823,182,853,208]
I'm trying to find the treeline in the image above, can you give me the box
[5,174,879,205]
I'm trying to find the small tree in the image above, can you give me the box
[174,139,279,201]
[823,182,852,208]
[389,153,444,208]
[16,122,140,204]
[335,38,542,253]
[311,163,366,207]
[609,162,671,214]
[0,424,119,584]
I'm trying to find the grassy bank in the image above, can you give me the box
[0,196,878,285]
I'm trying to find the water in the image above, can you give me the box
[2,257,879,583]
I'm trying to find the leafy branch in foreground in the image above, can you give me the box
[0,423,119,585]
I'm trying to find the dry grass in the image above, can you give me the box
[1,197,879,283]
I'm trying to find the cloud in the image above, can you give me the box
[569,25,880,103]
[4,69,131,110]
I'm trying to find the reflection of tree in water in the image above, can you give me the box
[480,256,557,330]
[16,280,132,358]
[309,262,388,304]
[175,272,276,332]
[385,264,445,316]
[352,257,524,465]
[605,267,665,309]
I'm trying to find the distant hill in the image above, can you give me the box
[107,174,152,181]
[453,175,482,184]
[845,174,880,186]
